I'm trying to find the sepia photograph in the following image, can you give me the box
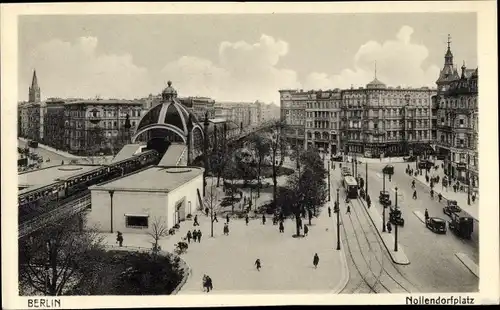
[1,1,498,308]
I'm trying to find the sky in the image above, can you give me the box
[18,13,477,104]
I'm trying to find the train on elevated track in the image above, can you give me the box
[18,150,160,223]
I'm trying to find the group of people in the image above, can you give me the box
[186,229,203,243]
[202,274,214,292]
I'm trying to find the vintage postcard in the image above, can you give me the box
[1,1,498,308]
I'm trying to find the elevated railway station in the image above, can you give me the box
[18,81,276,238]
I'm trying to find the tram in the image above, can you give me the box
[343,175,358,199]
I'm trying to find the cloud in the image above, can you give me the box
[161,34,300,103]
[24,37,153,100]
[304,26,440,90]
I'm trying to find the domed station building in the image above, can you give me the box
[132,81,239,165]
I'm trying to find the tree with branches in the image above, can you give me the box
[148,216,169,259]
[266,120,288,208]
[18,217,104,296]
[204,178,222,238]
[246,133,271,198]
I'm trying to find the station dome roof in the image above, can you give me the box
[135,82,201,136]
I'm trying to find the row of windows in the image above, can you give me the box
[344,130,429,140]
[439,96,477,110]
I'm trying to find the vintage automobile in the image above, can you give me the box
[403,155,417,162]
[426,217,447,234]
[389,206,405,226]
[382,164,394,175]
[379,190,391,205]
[443,200,461,216]
[418,160,435,170]
[448,211,474,239]
[331,155,343,162]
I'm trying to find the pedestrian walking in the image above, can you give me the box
[223,223,229,236]
[304,225,309,236]
[205,207,209,216]
[226,214,230,223]
[425,208,429,221]
[430,189,434,199]
[313,253,319,269]
[197,229,202,243]
[116,231,123,247]
[245,214,249,226]
[413,190,417,200]
[411,180,415,189]
[438,193,443,202]
[193,230,198,242]
[255,259,262,271]
[214,214,219,222]
[193,215,199,226]
[386,221,392,233]
[262,214,266,225]
[279,221,284,233]
[187,231,192,243]
[346,205,351,214]
[328,206,332,217]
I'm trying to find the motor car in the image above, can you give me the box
[331,155,343,162]
[448,211,473,239]
[443,200,461,216]
[389,207,405,226]
[418,160,435,170]
[379,190,390,205]
[382,164,394,175]
[426,217,447,234]
[403,155,417,162]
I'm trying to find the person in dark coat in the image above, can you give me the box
[313,253,319,268]
[425,208,429,221]
[279,221,284,233]
[245,214,249,226]
[116,231,123,247]
[197,229,202,243]
[386,221,392,233]
[413,190,417,200]
[205,207,209,216]
[194,215,199,226]
[226,214,230,223]
[438,193,443,202]
[223,223,229,236]
[192,230,198,242]
[304,225,309,236]
[328,206,332,217]
[206,276,213,292]
[346,205,351,214]
[255,259,262,271]
[187,231,192,243]
[262,214,266,225]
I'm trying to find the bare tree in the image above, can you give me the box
[147,216,169,258]
[266,120,288,207]
[204,178,221,238]
[18,217,104,296]
[246,133,271,198]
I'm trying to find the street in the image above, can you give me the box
[342,161,479,292]
[18,139,73,168]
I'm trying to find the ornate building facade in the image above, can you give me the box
[280,70,436,157]
[64,99,143,155]
[434,35,478,186]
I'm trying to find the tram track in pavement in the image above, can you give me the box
[337,184,416,293]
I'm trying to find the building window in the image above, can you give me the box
[125,215,149,228]
[114,121,117,128]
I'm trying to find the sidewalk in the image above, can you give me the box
[100,199,349,293]
[412,165,478,221]
[344,155,406,164]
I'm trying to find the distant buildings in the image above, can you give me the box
[18,72,279,156]
[434,35,478,187]
[281,67,438,157]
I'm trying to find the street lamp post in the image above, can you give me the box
[109,190,115,233]
[328,159,331,201]
[336,188,340,250]
[467,153,471,205]
[365,162,368,195]
[394,187,399,252]
[382,172,386,232]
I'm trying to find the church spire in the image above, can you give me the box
[374,61,377,79]
[444,34,454,66]
[28,69,41,102]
